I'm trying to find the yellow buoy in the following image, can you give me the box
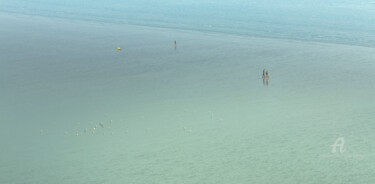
[117,47,121,51]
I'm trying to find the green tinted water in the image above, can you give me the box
[1,13,375,183]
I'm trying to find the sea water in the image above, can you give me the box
[1,1,375,183]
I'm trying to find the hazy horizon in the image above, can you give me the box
[1,0,375,47]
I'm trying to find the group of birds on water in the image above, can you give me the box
[40,119,117,137]
[74,120,118,136]
[39,118,194,137]
[77,120,114,136]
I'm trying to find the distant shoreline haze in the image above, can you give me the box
[1,0,375,47]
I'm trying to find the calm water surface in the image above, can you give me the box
[1,1,375,183]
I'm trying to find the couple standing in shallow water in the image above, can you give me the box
[262,69,269,86]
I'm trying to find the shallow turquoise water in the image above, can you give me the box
[1,2,375,183]
[1,0,375,47]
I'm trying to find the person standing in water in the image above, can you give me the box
[262,69,265,79]
[174,40,177,50]
[262,69,266,85]
[266,70,269,86]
